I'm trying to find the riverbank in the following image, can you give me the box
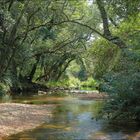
[70,90,108,99]
[40,90,108,100]
[0,103,54,139]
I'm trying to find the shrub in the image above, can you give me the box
[68,77,81,88]
[81,77,98,89]
[102,69,140,120]
[0,83,10,96]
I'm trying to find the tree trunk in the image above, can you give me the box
[28,56,40,82]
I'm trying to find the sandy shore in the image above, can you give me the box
[0,103,54,139]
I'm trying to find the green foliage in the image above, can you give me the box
[0,83,10,96]
[81,77,98,89]
[47,77,81,89]
[93,14,140,121]
[85,5,140,121]
[47,76,99,91]
[87,38,120,79]
[0,0,90,87]
[68,77,81,88]
[100,50,140,121]
[47,80,69,88]
[105,0,140,19]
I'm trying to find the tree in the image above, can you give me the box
[87,0,140,122]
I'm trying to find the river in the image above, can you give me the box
[1,92,140,140]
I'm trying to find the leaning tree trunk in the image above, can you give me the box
[28,55,40,82]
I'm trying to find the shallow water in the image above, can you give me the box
[2,93,140,140]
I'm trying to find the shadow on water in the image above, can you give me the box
[3,93,140,140]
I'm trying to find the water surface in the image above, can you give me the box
[2,93,140,140]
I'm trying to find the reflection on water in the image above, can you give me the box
[4,94,140,140]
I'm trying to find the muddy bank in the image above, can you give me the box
[0,103,54,139]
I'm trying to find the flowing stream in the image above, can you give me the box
[2,92,140,140]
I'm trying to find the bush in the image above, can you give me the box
[47,79,69,88]
[0,83,10,96]
[81,77,98,89]
[68,77,81,88]
[100,50,140,122]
